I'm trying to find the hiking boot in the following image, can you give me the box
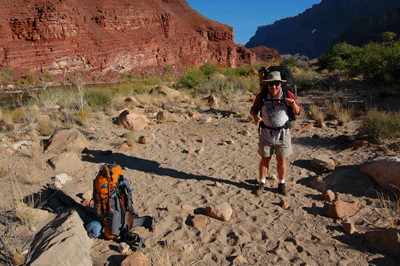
[278,183,287,196]
[256,183,265,197]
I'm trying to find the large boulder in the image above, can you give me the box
[360,156,400,192]
[117,109,150,131]
[49,152,85,174]
[26,208,93,266]
[45,128,90,154]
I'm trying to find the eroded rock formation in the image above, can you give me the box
[0,0,259,81]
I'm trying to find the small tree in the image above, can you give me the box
[381,31,397,43]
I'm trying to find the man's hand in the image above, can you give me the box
[284,98,296,106]
[253,114,263,125]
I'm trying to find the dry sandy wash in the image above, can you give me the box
[1,86,399,266]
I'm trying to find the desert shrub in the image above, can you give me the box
[74,107,93,126]
[142,76,162,86]
[280,58,298,68]
[40,71,53,83]
[0,160,8,178]
[199,62,221,77]
[360,107,400,142]
[24,70,35,85]
[37,119,56,136]
[10,108,25,123]
[293,70,321,91]
[180,66,207,88]
[164,64,173,74]
[308,104,325,122]
[120,71,139,82]
[0,68,11,84]
[319,37,400,81]
[85,88,113,111]
[337,106,355,125]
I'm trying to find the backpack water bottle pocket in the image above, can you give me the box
[106,209,121,236]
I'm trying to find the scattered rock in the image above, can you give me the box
[320,190,335,202]
[196,147,205,154]
[157,85,180,98]
[49,153,85,174]
[117,109,150,131]
[348,140,368,150]
[124,97,140,105]
[205,202,232,221]
[268,173,278,180]
[341,222,357,235]
[280,200,290,210]
[232,254,248,265]
[187,147,196,154]
[315,122,326,128]
[241,130,251,136]
[302,123,314,129]
[364,228,400,256]
[118,242,130,254]
[310,155,336,171]
[181,205,195,212]
[186,111,202,120]
[191,214,209,228]
[27,208,93,266]
[205,95,219,108]
[45,128,90,154]
[120,251,151,266]
[360,156,400,192]
[213,181,222,188]
[325,200,359,219]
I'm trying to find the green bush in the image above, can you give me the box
[85,88,113,111]
[180,66,206,88]
[319,35,400,81]
[360,107,400,142]
[0,68,11,85]
[164,64,173,74]
[199,62,221,76]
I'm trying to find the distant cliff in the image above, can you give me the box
[245,0,400,59]
[333,6,400,47]
[0,0,259,81]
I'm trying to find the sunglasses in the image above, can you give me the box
[267,82,281,87]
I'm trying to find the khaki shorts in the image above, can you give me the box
[258,128,293,158]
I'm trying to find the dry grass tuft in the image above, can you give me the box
[377,191,400,229]
[308,104,325,123]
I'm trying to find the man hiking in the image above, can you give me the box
[250,70,301,196]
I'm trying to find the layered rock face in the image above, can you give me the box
[0,0,258,79]
[333,6,400,47]
[245,0,400,59]
[249,46,281,62]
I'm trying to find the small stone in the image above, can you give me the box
[268,173,278,180]
[280,200,290,210]
[226,139,235,145]
[341,222,357,234]
[181,205,195,212]
[82,190,92,200]
[233,255,248,265]
[320,190,335,201]
[187,147,196,154]
[200,138,206,143]
[221,142,228,146]
[214,181,222,188]
[241,130,252,137]
[120,251,151,266]
[191,214,209,228]
[118,242,130,254]
[205,202,233,221]
[196,147,205,154]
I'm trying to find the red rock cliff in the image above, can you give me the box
[0,0,259,79]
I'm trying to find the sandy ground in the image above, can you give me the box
[1,83,399,266]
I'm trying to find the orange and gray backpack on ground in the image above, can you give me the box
[93,163,157,250]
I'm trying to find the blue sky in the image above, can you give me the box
[186,0,321,45]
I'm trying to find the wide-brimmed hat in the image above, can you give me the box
[263,71,286,83]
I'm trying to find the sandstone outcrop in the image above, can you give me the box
[249,45,281,62]
[0,0,259,82]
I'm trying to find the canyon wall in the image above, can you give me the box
[245,0,400,59]
[0,0,259,80]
